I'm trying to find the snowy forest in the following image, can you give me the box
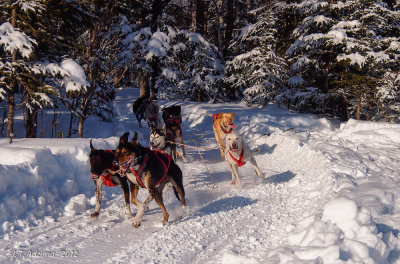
[1,0,400,141]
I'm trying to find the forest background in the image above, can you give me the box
[1,0,400,141]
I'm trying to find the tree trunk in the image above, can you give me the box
[195,0,205,35]
[67,113,74,138]
[216,0,224,59]
[7,88,15,143]
[356,96,361,120]
[7,7,17,143]
[224,0,234,51]
[78,116,85,138]
[139,72,150,98]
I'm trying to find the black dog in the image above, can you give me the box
[161,105,186,158]
[89,140,139,218]
[114,132,186,228]
[132,96,149,128]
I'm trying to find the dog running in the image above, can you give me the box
[89,140,135,218]
[132,96,162,129]
[132,96,149,128]
[224,132,265,185]
[145,99,162,129]
[212,113,236,158]
[150,126,177,162]
[161,105,186,158]
[114,132,186,228]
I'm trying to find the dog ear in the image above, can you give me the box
[120,132,129,145]
[90,139,96,151]
[132,132,138,145]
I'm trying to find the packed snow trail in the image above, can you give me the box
[2,88,400,263]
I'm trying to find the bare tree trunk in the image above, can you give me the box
[78,116,85,138]
[216,0,224,59]
[7,8,17,143]
[139,72,150,98]
[224,0,234,51]
[195,0,206,35]
[356,96,361,120]
[67,113,74,138]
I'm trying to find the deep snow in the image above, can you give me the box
[1,88,400,264]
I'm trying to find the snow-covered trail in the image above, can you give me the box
[1,132,332,264]
[4,88,400,263]
[0,88,338,264]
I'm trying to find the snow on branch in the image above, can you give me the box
[0,22,37,58]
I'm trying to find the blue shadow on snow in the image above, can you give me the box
[199,196,257,215]
[264,170,296,184]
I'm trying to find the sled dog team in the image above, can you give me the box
[89,98,264,228]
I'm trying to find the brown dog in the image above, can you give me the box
[212,113,236,158]
[89,140,134,218]
[162,105,186,158]
[114,132,186,228]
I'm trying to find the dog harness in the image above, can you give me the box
[228,149,246,167]
[213,113,233,134]
[129,151,171,188]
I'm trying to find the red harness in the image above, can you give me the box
[228,148,246,167]
[129,151,171,188]
[213,114,233,134]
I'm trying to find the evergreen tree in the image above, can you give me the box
[281,0,400,120]
[225,3,288,106]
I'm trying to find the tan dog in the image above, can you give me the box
[224,132,265,185]
[212,113,236,158]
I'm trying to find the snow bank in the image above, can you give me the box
[265,119,400,264]
[0,137,118,234]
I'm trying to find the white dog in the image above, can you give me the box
[224,132,265,185]
[145,99,162,129]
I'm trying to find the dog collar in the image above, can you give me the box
[220,123,233,134]
[229,148,246,167]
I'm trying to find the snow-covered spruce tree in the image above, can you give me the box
[114,23,227,102]
[224,3,288,107]
[0,1,45,140]
[0,0,93,138]
[281,0,400,121]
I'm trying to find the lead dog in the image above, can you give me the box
[114,132,186,228]
[212,113,236,158]
[89,140,138,218]
[224,132,265,185]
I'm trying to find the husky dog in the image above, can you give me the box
[145,99,162,129]
[89,140,133,218]
[114,132,186,228]
[162,105,186,158]
[132,96,149,128]
[224,132,265,185]
[212,113,236,158]
[149,127,177,162]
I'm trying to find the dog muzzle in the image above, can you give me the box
[230,143,238,152]
[118,156,132,175]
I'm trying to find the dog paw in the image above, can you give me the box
[91,211,100,218]
[132,218,141,228]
